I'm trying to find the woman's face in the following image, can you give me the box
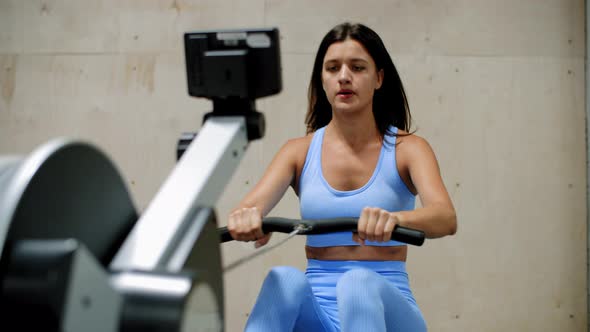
[321,38,383,115]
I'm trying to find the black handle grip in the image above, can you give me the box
[218,217,425,246]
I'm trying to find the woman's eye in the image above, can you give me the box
[326,66,338,72]
[353,66,365,71]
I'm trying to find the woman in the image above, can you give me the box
[227,22,457,331]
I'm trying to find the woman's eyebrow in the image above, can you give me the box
[349,58,369,64]
[324,58,369,64]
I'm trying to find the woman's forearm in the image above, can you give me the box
[396,204,457,239]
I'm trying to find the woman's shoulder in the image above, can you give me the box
[395,129,430,149]
[277,134,315,188]
[282,133,314,159]
[271,133,314,164]
[395,130,438,164]
[287,133,313,146]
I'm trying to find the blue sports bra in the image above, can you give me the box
[299,126,416,247]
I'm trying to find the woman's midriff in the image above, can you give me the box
[305,245,407,261]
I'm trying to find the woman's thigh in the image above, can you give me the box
[336,268,426,332]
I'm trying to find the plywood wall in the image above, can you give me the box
[0,1,585,331]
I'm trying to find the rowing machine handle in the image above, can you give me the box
[218,217,425,246]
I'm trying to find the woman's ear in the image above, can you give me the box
[376,69,384,90]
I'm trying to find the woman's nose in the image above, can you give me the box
[338,66,351,83]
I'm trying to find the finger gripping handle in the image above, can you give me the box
[218,217,300,243]
[219,217,425,246]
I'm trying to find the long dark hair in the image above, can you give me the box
[305,23,413,137]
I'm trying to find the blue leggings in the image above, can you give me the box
[244,259,426,331]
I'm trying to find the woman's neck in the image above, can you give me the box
[326,111,380,149]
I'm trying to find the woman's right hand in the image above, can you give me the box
[227,207,272,248]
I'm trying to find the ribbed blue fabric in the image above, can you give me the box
[244,266,337,332]
[244,261,426,331]
[300,126,416,247]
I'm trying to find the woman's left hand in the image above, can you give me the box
[353,207,400,245]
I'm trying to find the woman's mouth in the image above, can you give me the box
[337,89,354,99]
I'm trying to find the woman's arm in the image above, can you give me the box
[227,137,309,246]
[394,134,457,238]
[356,134,457,243]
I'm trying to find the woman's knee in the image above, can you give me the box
[336,269,381,297]
[338,268,379,286]
[264,266,308,291]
